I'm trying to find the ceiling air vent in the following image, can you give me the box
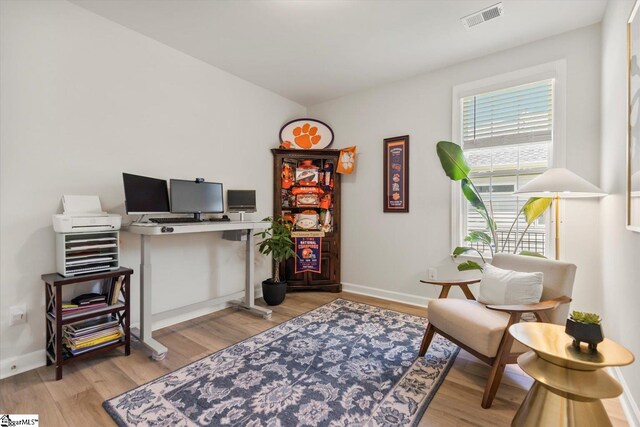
[461,2,504,30]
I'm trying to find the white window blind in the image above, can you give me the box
[461,79,554,255]
[463,79,553,149]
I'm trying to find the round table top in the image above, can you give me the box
[509,323,635,370]
[419,278,481,285]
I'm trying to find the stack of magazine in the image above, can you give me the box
[62,317,123,357]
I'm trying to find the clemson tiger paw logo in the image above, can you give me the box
[283,123,321,149]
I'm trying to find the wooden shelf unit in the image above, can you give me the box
[272,148,341,292]
[42,267,133,380]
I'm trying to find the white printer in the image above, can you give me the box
[53,195,121,233]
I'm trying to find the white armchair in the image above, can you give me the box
[418,253,577,408]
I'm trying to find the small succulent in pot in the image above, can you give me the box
[565,310,604,352]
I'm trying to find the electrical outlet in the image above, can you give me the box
[428,268,437,280]
[10,305,27,325]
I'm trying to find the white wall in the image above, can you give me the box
[308,25,603,310]
[0,0,305,377]
[601,0,640,420]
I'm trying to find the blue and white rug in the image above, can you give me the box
[103,299,459,426]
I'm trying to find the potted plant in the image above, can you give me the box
[436,141,553,271]
[565,310,604,352]
[255,216,296,306]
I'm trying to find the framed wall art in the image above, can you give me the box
[629,0,640,231]
[383,135,409,213]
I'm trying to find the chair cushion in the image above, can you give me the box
[427,299,529,358]
[478,264,543,306]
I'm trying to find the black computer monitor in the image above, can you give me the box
[170,179,224,220]
[227,190,257,213]
[122,173,171,214]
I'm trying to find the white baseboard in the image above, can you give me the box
[0,286,264,380]
[0,349,46,380]
[609,367,640,427]
[341,282,431,308]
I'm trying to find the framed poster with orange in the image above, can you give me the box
[383,135,409,213]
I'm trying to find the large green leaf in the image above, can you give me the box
[522,197,552,225]
[436,141,471,181]
[457,260,484,272]
[461,178,485,211]
[461,178,495,233]
[452,246,474,256]
[464,230,492,245]
[452,246,486,263]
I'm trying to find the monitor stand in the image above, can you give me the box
[238,211,245,222]
[193,212,203,221]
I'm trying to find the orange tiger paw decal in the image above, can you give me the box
[291,123,321,149]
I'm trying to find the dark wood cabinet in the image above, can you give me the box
[272,149,341,292]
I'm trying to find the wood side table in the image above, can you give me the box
[42,267,133,380]
[509,322,634,427]
[419,278,480,300]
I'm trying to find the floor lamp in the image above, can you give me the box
[513,168,606,260]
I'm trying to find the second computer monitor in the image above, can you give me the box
[227,190,257,213]
[170,179,224,220]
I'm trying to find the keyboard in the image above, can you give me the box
[147,217,231,224]
[148,217,202,224]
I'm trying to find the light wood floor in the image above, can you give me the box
[0,292,629,426]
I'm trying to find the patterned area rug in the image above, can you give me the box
[103,299,459,426]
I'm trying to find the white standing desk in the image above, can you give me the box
[126,221,271,360]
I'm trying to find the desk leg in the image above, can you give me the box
[130,234,168,360]
[229,229,272,319]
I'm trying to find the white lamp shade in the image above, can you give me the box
[513,168,606,198]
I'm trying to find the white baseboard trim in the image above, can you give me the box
[0,286,264,380]
[0,349,46,380]
[341,282,431,308]
[609,367,640,427]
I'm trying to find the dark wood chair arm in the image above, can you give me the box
[486,295,571,314]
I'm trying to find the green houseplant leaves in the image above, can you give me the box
[436,141,552,272]
[255,216,296,283]
[437,141,498,252]
[436,140,471,181]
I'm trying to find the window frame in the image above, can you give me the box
[450,60,567,259]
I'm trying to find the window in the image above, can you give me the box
[460,79,554,256]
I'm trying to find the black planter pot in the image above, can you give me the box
[565,318,604,352]
[262,279,287,306]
